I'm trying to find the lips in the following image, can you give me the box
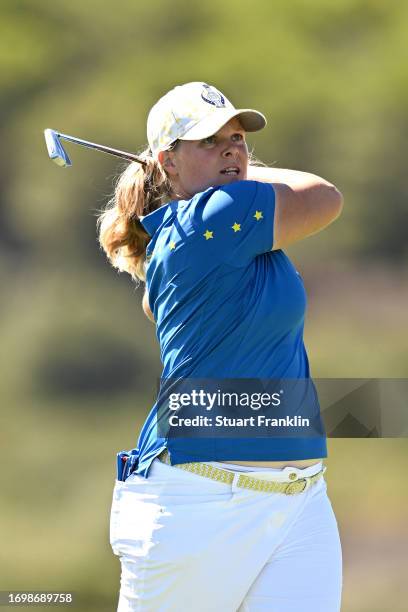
[220,166,240,176]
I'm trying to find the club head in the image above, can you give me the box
[44,129,72,167]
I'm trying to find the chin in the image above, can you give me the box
[193,174,245,195]
[219,173,244,185]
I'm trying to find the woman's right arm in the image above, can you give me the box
[247,166,343,250]
[142,289,155,323]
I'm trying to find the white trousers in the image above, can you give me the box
[110,459,342,611]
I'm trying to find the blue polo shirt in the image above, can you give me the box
[132,180,327,477]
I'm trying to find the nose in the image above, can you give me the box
[222,143,240,159]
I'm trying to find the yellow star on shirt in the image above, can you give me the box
[203,230,214,240]
[169,241,176,250]
[231,222,241,232]
[254,210,263,221]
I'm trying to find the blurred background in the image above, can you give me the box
[1,0,407,610]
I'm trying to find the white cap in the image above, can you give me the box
[147,82,266,157]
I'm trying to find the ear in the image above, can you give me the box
[158,150,178,176]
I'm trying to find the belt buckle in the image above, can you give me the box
[286,478,307,495]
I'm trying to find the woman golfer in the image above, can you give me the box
[100,82,343,611]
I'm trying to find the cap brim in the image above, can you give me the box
[179,108,266,141]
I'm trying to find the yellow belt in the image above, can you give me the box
[158,450,324,495]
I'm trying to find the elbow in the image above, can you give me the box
[323,183,343,222]
[332,186,344,220]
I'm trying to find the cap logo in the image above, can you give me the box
[201,84,225,108]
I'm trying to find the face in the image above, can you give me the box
[158,117,248,199]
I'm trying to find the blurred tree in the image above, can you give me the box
[0,0,407,405]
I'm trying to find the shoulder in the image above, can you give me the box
[188,180,275,221]
[192,180,272,203]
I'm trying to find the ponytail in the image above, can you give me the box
[97,148,173,283]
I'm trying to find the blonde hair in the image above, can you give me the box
[97,147,174,283]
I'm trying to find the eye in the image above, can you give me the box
[201,135,216,145]
[232,133,244,142]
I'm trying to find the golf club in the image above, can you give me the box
[44,128,147,167]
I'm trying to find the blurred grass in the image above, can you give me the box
[299,261,408,377]
[1,256,407,612]
[1,411,407,611]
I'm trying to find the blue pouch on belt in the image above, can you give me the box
[116,448,139,481]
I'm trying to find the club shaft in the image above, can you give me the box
[57,132,147,165]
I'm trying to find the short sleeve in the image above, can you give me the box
[190,181,275,267]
